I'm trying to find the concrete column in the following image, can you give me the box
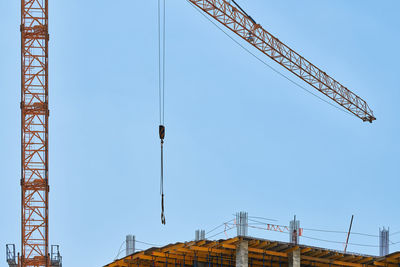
[236,240,248,267]
[288,249,300,267]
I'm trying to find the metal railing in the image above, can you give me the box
[6,244,17,266]
[51,245,62,267]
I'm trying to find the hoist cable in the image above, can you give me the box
[158,0,166,225]
[160,137,165,224]
[158,0,162,125]
[162,0,166,125]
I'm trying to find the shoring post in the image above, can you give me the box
[262,253,265,267]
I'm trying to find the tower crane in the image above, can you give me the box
[184,0,375,122]
[6,1,62,267]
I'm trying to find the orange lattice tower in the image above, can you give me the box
[20,0,50,266]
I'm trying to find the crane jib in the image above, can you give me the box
[189,0,375,122]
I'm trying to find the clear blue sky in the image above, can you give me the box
[1,1,399,266]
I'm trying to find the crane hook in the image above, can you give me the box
[159,125,166,225]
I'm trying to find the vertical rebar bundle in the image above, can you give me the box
[195,230,206,241]
[379,227,389,256]
[289,217,300,244]
[126,235,136,256]
[236,212,248,237]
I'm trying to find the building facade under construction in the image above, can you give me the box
[104,236,400,267]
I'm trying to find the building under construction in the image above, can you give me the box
[104,236,400,267]
[8,0,379,266]
[105,213,394,267]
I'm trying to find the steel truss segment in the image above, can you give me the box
[21,0,49,266]
[189,0,375,122]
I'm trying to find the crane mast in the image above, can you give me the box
[188,0,375,122]
[20,0,50,266]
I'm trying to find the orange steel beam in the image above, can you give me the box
[21,0,50,266]
[188,0,376,122]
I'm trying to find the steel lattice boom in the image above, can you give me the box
[188,0,376,122]
[21,0,50,266]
